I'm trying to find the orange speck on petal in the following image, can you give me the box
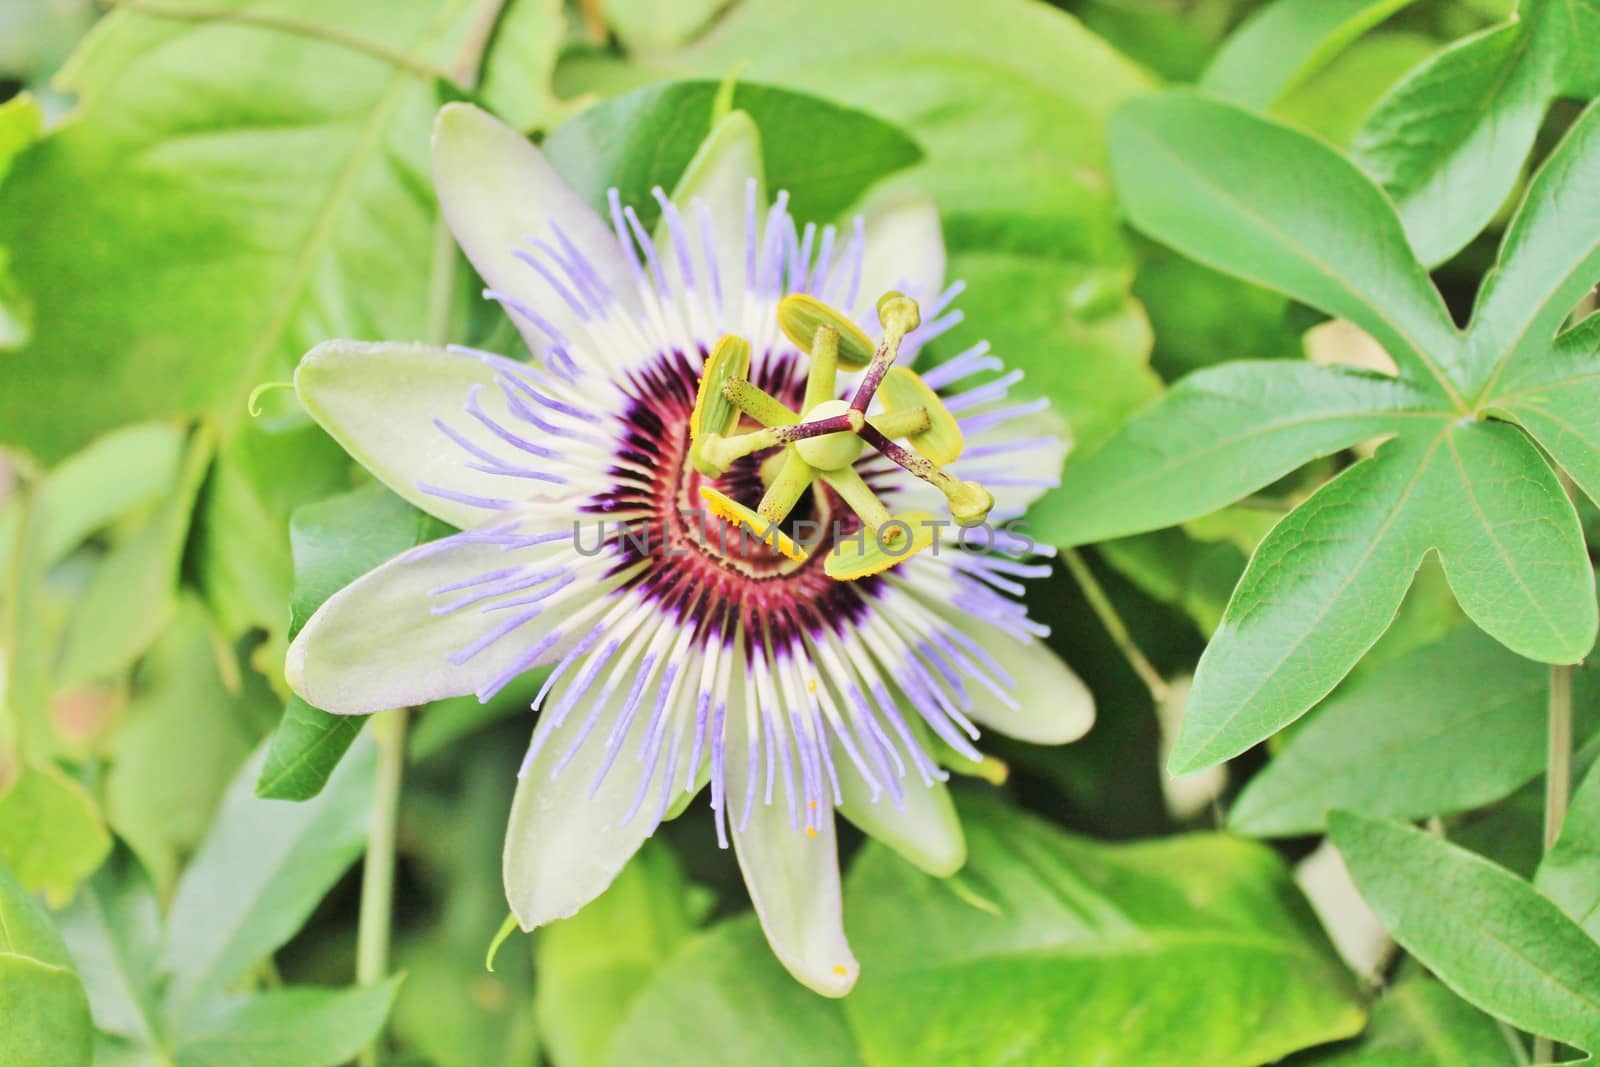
[806,678,818,693]
[806,826,818,838]
[833,965,850,976]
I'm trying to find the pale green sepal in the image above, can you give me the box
[285,536,575,715]
[433,102,637,358]
[838,768,965,878]
[295,340,576,530]
[503,662,695,931]
[660,108,764,322]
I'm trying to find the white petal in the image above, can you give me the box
[285,537,578,715]
[659,108,764,327]
[838,763,965,878]
[503,657,690,929]
[433,102,635,358]
[295,340,583,530]
[975,629,1093,744]
[856,193,945,319]
[726,691,858,997]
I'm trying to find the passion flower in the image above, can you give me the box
[285,102,1092,996]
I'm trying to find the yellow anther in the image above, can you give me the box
[824,510,939,581]
[806,827,819,838]
[699,486,808,562]
[778,294,876,368]
[691,335,751,441]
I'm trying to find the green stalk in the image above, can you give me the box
[1061,547,1169,706]
[1533,662,1574,1066]
[355,707,409,1067]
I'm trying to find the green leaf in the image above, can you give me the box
[0,856,93,1067]
[0,0,522,462]
[1301,974,1523,1066]
[0,422,184,577]
[1110,92,1465,400]
[0,93,40,179]
[543,79,922,232]
[54,848,166,1052]
[1230,626,1574,835]
[1491,318,1600,508]
[841,796,1364,1066]
[0,953,95,1067]
[1201,0,1420,110]
[1268,32,1442,150]
[1467,99,1600,398]
[286,484,452,643]
[0,92,42,349]
[105,598,259,893]
[1329,810,1600,1054]
[193,417,351,648]
[601,0,728,52]
[54,429,213,687]
[0,762,111,906]
[1171,435,1435,773]
[476,0,571,133]
[172,979,402,1067]
[1173,423,1595,772]
[536,842,708,1067]
[1032,361,1442,546]
[607,916,865,1067]
[162,737,377,1024]
[256,484,447,801]
[1352,0,1600,265]
[1427,420,1595,663]
[1536,759,1600,940]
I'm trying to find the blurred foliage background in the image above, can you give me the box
[2,0,1598,1065]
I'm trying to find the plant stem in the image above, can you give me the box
[1061,547,1169,706]
[355,707,409,1067]
[1533,662,1574,1066]
[1545,664,1574,850]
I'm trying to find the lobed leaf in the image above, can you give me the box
[1467,98,1600,397]
[1032,360,1444,546]
[1352,0,1600,265]
[1109,92,1466,401]
[1173,419,1595,773]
